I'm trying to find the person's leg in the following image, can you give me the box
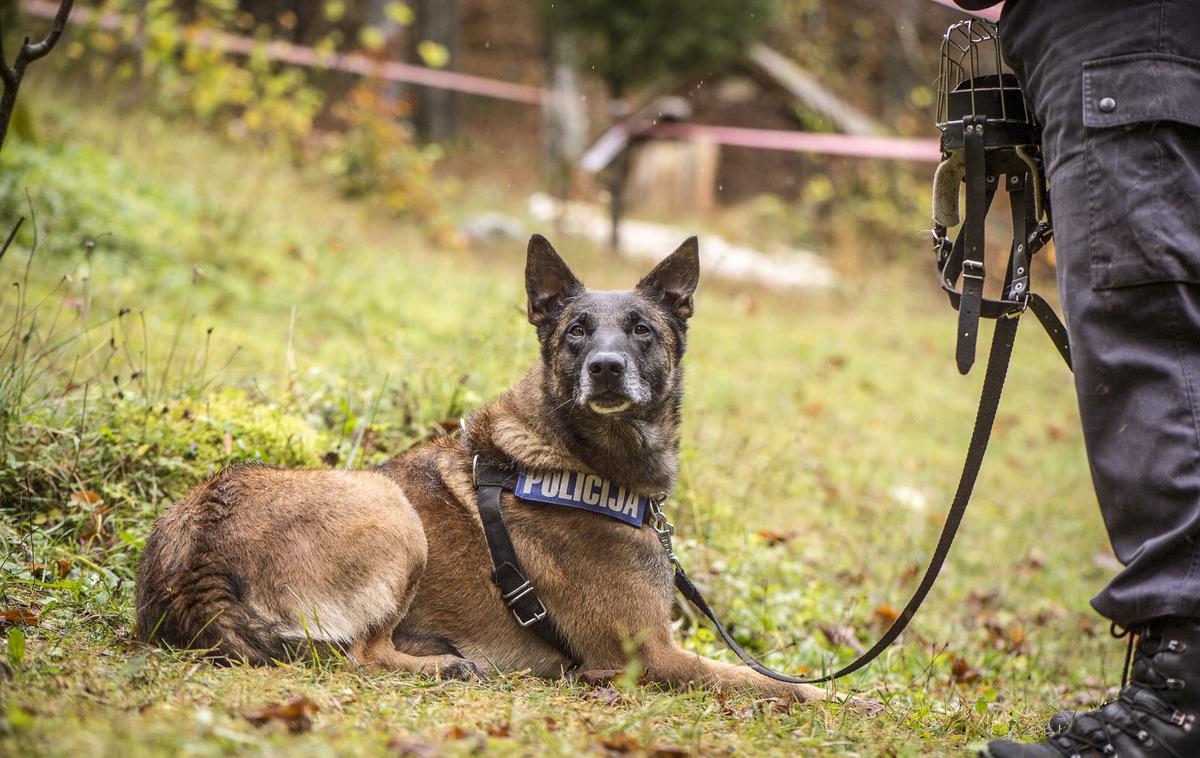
[983,0,1200,755]
[1003,0,1200,635]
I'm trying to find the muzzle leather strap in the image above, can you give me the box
[956,115,990,374]
[473,457,579,669]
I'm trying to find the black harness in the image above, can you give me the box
[473,458,579,666]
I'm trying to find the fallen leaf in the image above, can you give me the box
[577,669,622,686]
[388,736,441,757]
[651,746,690,757]
[1020,548,1046,571]
[599,732,641,754]
[0,609,40,627]
[243,695,318,733]
[485,722,510,738]
[967,590,1001,612]
[756,529,796,547]
[70,491,102,507]
[443,726,485,752]
[819,623,864,654]
[874,604,900,624]
[585,685,622,706]
[56,559,73,578]
[1007,625,1028,652]
[753,697,791,715]
[950,655,980,683]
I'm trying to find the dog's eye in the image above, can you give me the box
[568,324,585,338]
[633,324,652,337]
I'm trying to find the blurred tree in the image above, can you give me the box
[538,0,775,101]
[410,0,460,141]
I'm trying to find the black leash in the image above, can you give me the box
[674,313,1021,683]
[470,295,1069,684]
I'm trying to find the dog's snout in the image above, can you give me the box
[587,352,626,380]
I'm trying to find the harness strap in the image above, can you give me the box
[675,314,1022,684]
[473,457,579,667]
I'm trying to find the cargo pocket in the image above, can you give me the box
[1083,53,1200,289]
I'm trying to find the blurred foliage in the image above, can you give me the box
[539,0,776,98]
[325,82,456,231]
[773,0,948,135]
[55,0,455,230]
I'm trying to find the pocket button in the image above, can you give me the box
[1099,96,1117,113]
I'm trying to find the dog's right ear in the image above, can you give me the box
[525,234,582,327]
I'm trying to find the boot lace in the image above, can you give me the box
[1046,627,1191,758]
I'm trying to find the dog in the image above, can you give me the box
[134,235,831,703]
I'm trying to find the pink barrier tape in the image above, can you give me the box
[928,0,1003,21]
[23,0,953,162]
[646,122,942,163]
[21,0,545,104]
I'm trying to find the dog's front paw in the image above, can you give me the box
[845,695,885,714]
[435,657,488,682]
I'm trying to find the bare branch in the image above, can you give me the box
[0,217,24,264]
[0,12,16,88]
[0,0,75,155]
[20,0,74,64]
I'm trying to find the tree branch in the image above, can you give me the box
[0,0,74,155]
[20,0,74,64]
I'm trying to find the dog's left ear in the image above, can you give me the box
[638,237,700,321]
[526,234,583,327]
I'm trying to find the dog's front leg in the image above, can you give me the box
[639,633,828,703]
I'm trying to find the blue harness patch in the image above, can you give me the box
[514,470,647,527]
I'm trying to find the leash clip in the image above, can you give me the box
[649,499,682,573]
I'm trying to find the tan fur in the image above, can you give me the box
[135,239,868,705]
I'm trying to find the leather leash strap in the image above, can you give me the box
[675,313,1022,684]
[474,458,579,667]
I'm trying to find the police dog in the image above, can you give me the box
[134,235,831,703]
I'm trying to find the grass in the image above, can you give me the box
[0,75,1118,757]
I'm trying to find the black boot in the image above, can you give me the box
[984,619,1200,757]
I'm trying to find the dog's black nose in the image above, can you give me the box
[587,352,625,379]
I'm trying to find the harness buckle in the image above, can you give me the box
[512,597,549,627]
[962,259,985,280]
[472,454,479,486]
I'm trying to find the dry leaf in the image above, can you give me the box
[600,732,642,754]
[485,722,510,738]
[753,697,791,715]
[651,746,690,757]
[950,655,980,683]
[70,491,102,506]
[585,685,622,706]
[1020,548,1047,571]
[874,603,900,624]
[1,608,40,627]
[243,695,318,733]
[577,669,622,686]
[56,559,73,578]
[819,623,864,654]
[756,529,796,547]
[388,736,441,757]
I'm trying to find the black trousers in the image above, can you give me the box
[999,0,1200,626]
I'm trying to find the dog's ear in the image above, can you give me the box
[638,236,700,321]
[526,234,582,327]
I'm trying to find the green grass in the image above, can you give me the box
[0,77,1118,757]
